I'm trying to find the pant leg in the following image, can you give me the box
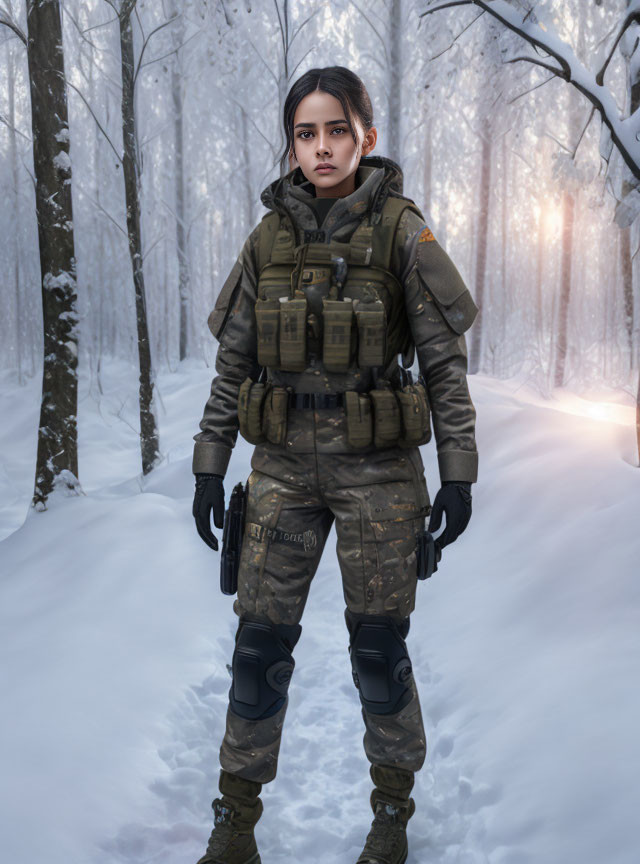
[321,446,430,773]
[220,467,333,783]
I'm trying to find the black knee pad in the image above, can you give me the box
[345,611,413,716]
[229,614,302,721]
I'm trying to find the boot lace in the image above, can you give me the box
[361,801,406,859]
[204,798,238,856]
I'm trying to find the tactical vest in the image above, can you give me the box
[253,195,424,375]
[235,195,433,451]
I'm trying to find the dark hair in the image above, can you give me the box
[280,66,374,175]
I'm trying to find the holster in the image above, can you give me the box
[416,526,441,580]
[220,481,247,596]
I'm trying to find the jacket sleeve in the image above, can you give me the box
[192,225,261,477]
[394,209,479,485]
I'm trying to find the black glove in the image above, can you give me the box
[193,473,225,551]
[427,481,472,551]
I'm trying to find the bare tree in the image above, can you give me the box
[1,1,81,508]
[114,0,162,475]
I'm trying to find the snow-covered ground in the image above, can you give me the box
[0,359,638,864]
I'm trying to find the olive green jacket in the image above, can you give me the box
[193,155,479,484]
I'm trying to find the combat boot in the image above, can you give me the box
[196,769,263,864]
[356,764,416,864]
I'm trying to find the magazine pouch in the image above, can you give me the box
[370,387,402,449]
[344,391,373,449]
[397,381,431,447]
[237,377,268,444]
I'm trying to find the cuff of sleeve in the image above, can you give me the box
[192,442,233,477]
[437,450,478,484]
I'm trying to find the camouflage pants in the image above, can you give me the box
[219,407,431,784]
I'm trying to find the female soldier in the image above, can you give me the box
[192,66,478,864]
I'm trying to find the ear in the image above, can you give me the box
[361,126,378,157]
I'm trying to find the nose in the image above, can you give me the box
[316,132,331,155]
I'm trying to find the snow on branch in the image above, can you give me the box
[420,0,640,183]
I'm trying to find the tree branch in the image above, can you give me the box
[133,14,179,90]
[428,9,485,61]
[0,12,27,45]
[420,0,640,182]
[349,0,389,67]
[572,106,596,160]
[504,54,567,78]
[507,72,556,105]
[62,75,123,164]
[596,9,640,86]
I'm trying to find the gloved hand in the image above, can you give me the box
[193,473,225,551]
[427,480,472,551]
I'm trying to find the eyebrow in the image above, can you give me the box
[294,119,348,129]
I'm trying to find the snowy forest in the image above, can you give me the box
[1,2,639,864]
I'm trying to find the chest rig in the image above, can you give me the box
[254,196,423,375]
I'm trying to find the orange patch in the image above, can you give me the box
[418,225,435,243]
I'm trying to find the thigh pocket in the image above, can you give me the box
[364,507,424,616]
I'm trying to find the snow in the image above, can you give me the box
[53,150,71,174]
[0,360,638,864]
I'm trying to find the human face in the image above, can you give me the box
[290,90,377,198]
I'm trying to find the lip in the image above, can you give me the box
[315,163,336,172]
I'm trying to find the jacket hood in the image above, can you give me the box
[259,155,405,241]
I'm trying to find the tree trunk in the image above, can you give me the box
[469,116,492,374]
[554,189,575,388]
[119,9,160,475]
[8,45,23,385]
[422,108,432,217]
[26,0,80,509]
[170,6,189,362]
[387,0,402,165]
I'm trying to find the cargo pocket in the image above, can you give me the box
[365,510,423,617]
[236,473,284,617]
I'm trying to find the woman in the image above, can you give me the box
[192,66,478,864]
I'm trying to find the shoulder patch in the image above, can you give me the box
[418,225,436,243]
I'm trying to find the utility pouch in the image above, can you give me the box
[397,382,431,447]
[255,298,280,366]
[322,298,354,372]
[354,298,386,367]
[344,391,373,449]
[263,385,288,446]
[370,387,402,449]
[279,296,307,371]
[237,377,267,444]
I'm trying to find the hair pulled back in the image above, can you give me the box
[280,66,374,175]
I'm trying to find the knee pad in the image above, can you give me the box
[230,614,302,721]
[345,611,413,716]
